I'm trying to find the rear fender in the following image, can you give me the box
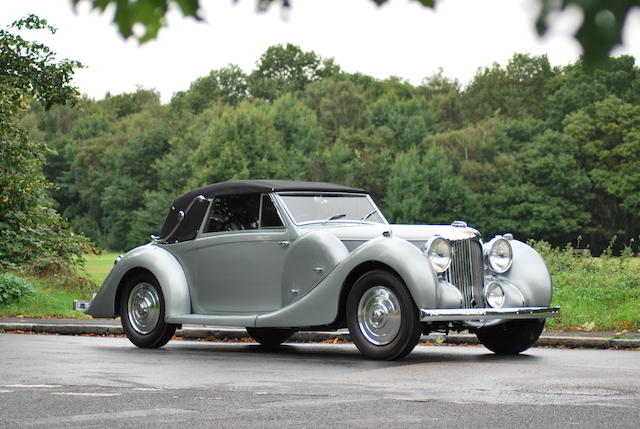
[86,244,191,319]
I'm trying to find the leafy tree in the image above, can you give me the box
[368,93,440,152]
[304,77,369,140]
[0,15,91,271]
[101,88,161,118]
[482,131,591,243]
[384,147,478,225]
[188,101,287,186]
[99,108,170,249]
[249,44,340,101]
[545,55,638,129]
[418,70,464,130]
[563,96,640,246]
[269,94,323,180]
[462,54,554,123]
[129,108,219,243]
[322,126,395,200]
[171,65,248,113]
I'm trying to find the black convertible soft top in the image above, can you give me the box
[159,180,366,243]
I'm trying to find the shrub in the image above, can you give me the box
[0,273,36,304]
[529,239,640,331]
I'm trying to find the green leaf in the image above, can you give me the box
[537,0,640,68]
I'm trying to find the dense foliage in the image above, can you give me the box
[1,15,92,273]
[0,273,35,304]
[22,44,640,253]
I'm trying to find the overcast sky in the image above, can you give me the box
[2,0,639,103]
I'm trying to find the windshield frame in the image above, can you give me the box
[274,191,388,226]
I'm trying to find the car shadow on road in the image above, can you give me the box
[98,339,542,366]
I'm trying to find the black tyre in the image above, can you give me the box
[119,272,177,348]
[476,319,545,355]
[346,270,421,360]
[246,328,295,347]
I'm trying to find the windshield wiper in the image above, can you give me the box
[322,213,346,224]
[360,209,378,221]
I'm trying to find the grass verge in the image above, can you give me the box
[0,252,120,319]
[0,275,94,318]
[532,241,640,332]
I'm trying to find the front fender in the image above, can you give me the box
[499,240,552,307]
[86,244,191,319]
[256,235,437,327]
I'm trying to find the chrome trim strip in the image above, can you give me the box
[420,306,560,321]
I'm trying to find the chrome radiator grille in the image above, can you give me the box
[444,239,485,308]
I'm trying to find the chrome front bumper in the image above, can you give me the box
[420,306,560,322]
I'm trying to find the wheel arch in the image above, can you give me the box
[86,244,191,319]
[335,261,404,327]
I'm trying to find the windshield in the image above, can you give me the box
[279,193,386,225]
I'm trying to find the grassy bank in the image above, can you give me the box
[0,277,93,318]
[1,247,639,331]
[0,252,120,319]
[534,241,640,331]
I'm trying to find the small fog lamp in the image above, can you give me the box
[484,282,505,308]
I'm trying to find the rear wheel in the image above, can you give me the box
[246,328,295,347]
[476,319,545,355]
[346,270,421,360]
[119,272,177,348]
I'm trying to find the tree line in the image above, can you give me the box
[17,43,640,255]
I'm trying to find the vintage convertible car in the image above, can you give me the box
[86,179,559,360]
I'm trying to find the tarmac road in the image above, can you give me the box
[1,333,639,428]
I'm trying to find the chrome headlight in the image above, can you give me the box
[485,236,513,273]
[484,282,505,308]
[423,237,452,273]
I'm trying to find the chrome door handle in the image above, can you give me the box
[278,241,290,248]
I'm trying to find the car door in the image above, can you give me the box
[193,193,289,313]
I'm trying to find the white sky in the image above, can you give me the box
[2,0,639,103]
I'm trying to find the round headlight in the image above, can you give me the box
[485,237,513,273]
[423,237,452,273]
[484,282,505,308]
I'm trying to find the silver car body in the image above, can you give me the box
[87,183,558,331]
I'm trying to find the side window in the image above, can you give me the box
[260,194,284,228]
[205,194,260,233]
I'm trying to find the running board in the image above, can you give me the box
[166,314,259,327]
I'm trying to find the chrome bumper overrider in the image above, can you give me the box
[420,306,560,322]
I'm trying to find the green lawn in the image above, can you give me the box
[0,276,94,318]
[0,252,121,319]
[83,252,121,285]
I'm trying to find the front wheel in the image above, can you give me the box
[476,319,545,355]
[119,272,177,348]
[246,328,295,347]
[346,270,421,360]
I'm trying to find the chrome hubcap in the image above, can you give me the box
[357,286,401,345]
[127,283,160,335]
